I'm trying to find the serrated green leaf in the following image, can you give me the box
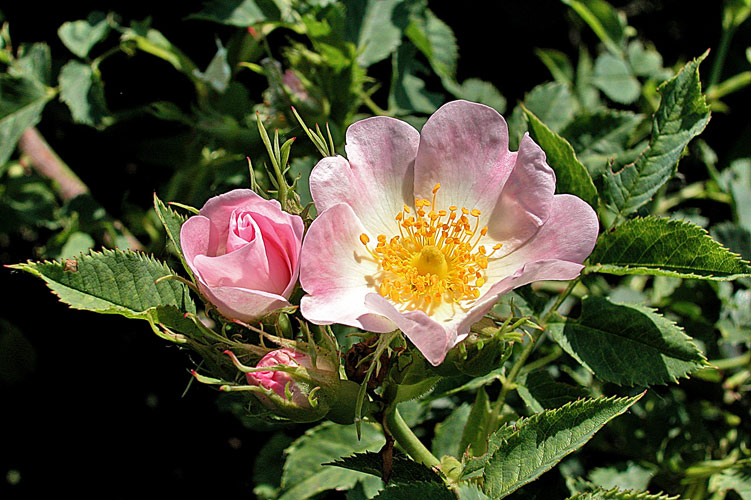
[517,370,589,412]
[525,107,599,209]
[188,0,286,26]
[58,61,111,127]
[524,82,578,133]
[587,217,751,280]
[708,463,751,499]
[477,395,642,498]
[432,403,471,459]
[326,451,442,484]
[153,194,188,267]
[460,386,492,458]
[0,74,52,167]
[548,296,706,386]
[10,249,195,320]
[58,11,111,58]
[592,53,641,105]
[345,0,409,67]
[603,53,711,218]
[567,486,678,500]
[280,421,385,500]
[370,482,456,500]
[561,110,643,179]
[562,0,626,55]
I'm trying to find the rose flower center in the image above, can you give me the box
[360,184,502,312]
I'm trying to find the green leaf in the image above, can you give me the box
[592,53,641,105]
[453,78,506,114]
[370,483,456,500]
[603,53,711,218]
[193,39,231,93]
[9,248,195,320]
[58,11,111,58]
[587,217,751,280]
[405,8,458,82]
[562,0,626,55]
[188,0,286,26]
[566,487,678,500]
[455,484,492,500]
[517,370,589,412]
[460,387,492,458]
[561,110,643,179]
[547,296,706,386]
[389,43,443,114]
[708,463,751,500]
[588,462,655,491]
[280,421,385,500]
[58,61,111,127]
[326,451,443,484]
[722,158,751,231]
[524,82,578,133]
[0,74,52,167]
[524,107,599,209]
[153,194,188,269]
[627,41,667,79]
[253,433,295,500]
[477,394,643,498]
[15,42,52,84]
[345,0,409,67]
[535,48,575,83]
[432,403,471,459]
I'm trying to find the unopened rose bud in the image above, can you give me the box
[244,348,339,422]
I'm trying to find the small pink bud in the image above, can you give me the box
[246,348,314,408]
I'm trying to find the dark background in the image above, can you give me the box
[1,1,748,497]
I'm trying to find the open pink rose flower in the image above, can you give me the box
[180,189,304,322]
[299,100,599,366]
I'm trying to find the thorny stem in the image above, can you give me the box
[18,127,144,251]
[383,406,440,469]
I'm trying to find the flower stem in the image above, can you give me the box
[486,277,581,435]
[383,406,440,469]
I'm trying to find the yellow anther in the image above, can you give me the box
[366,183,497,311]
[493,243,503,250]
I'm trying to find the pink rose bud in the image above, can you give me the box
[245,348,339,422]
[180,189,304,322]
[246,348,317,408]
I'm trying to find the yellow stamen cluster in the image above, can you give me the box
[360,184,502,312]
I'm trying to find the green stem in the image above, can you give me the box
[708,24,735,89]
[384,406,440,469]
[486,278,581,436]
[362,94,389,116]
